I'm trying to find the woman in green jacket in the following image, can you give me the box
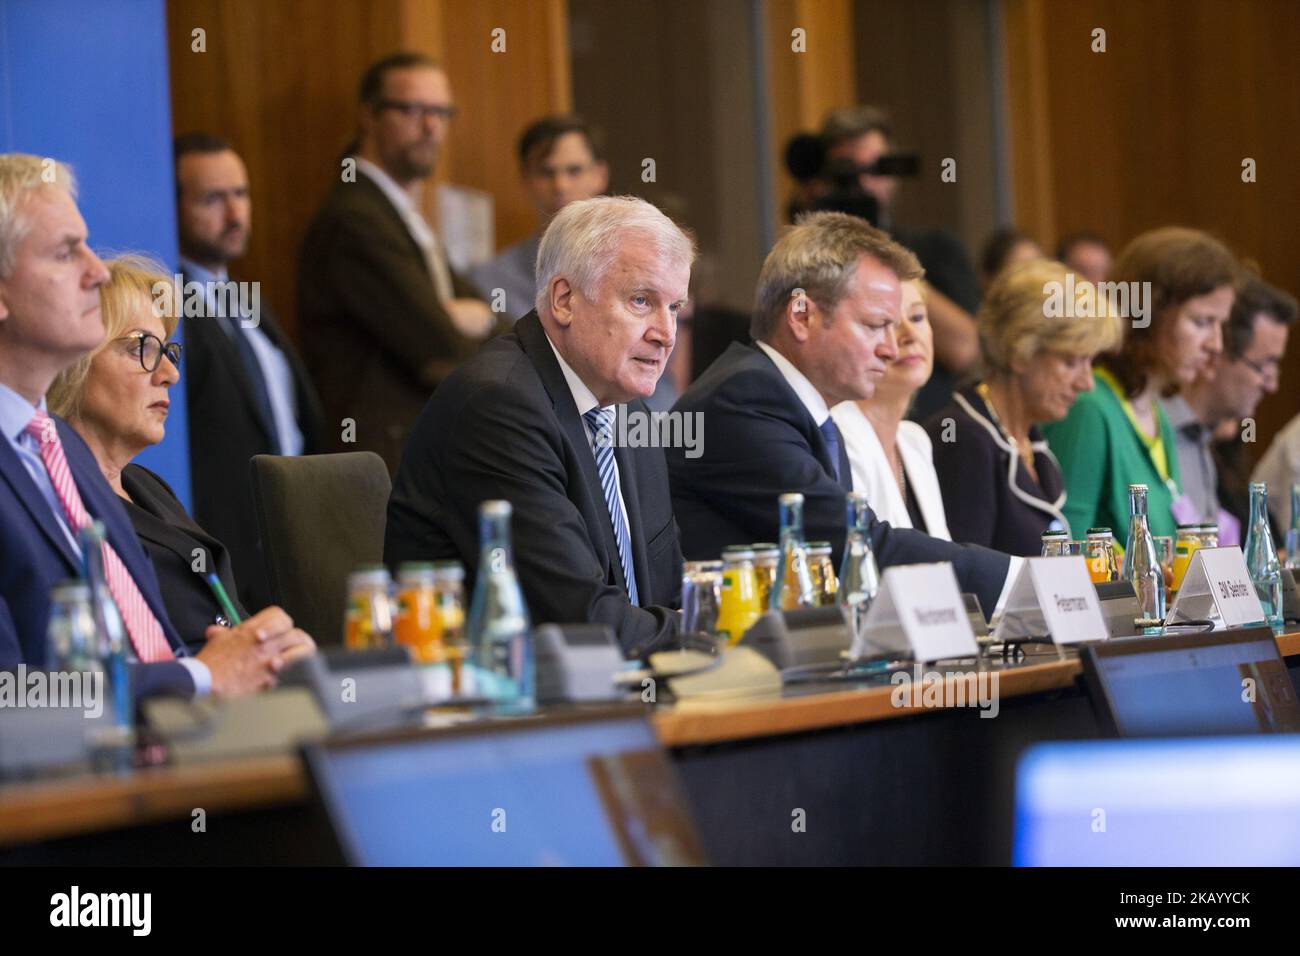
[1044,227,1237,540]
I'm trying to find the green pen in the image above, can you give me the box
[205,573,242,626]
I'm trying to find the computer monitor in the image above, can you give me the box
[1081,625,1300,736]
[304,707,706,866]
[1013,737,1300,865]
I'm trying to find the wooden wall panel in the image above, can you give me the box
[853,0,999,256]
[1003,0,1300,454]
[166,0,571,338]
[765,0,857,227]
[568,0,764,313]
[438,0,572,250]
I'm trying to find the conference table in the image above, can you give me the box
[4,632,1299,866]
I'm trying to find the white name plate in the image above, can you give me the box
[1168,546,1265,628]
[992,556,1108,645]
[852,563,979,663]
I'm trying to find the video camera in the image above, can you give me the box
[784,131,920,226]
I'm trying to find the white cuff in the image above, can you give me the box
[177,657,213,697]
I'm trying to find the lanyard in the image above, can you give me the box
[1094,367,1178,496]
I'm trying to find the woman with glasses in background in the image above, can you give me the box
[48,255,306,652]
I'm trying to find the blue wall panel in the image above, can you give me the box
[0,0,191,508]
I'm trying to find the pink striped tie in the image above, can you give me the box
[26,410,175,663]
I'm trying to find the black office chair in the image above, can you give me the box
[250,452,391,647]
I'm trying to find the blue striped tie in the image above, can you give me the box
[583,407,639,606]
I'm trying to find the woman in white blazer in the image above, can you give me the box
[832,279,952,539]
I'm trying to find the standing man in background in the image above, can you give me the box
[299,51,505,473]
[174,132,324,611]
[471,115,609,321]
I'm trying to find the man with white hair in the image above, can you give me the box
[386,196,693,658]
[0,154,313,698]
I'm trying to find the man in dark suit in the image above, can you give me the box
[0,153,310,699]
[666,211,1013,615]
[386,196,694,657]
[299,51,508,473]
[174,132,325,610]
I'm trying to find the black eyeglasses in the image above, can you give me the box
[1235,355,1279,386]
[376,99,458,122]
[118,332,182,372]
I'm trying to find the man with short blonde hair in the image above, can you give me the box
[668,212,1014,617]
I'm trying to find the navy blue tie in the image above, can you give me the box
[221,312,281,454]
[819,416,848,489]
[583,408,639,605]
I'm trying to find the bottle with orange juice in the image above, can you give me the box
[717,546,762,644]
[344,565,395,650]
[1171,524,1200,593]
[1085,528,1119,583]
[395,563,444,663]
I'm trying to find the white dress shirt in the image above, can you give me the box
[545,335,634,566]
[354,157,495,339]
[354,157,454,301]
[831,401,952,540]
[755,341,1020,614]
[180,258,304,457]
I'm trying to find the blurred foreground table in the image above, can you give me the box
[3,633,1297,864]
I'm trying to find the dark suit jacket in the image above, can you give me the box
[0,416,196,698]
[297,171,508,473]
[181,271,324,611]
[385,312,682,658]
[121,464,250,652]
[925,386,1067,557]
[666,341,1012,616]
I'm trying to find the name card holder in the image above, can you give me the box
[991,556,1109,647]
[851,563,979,663]
[1167,546,1266,629]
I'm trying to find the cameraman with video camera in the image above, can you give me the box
[786,106,981,420]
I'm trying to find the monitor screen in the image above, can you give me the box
[307,711,704,866]
[1082,626,1300,736]
[1014,737,1300,866]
